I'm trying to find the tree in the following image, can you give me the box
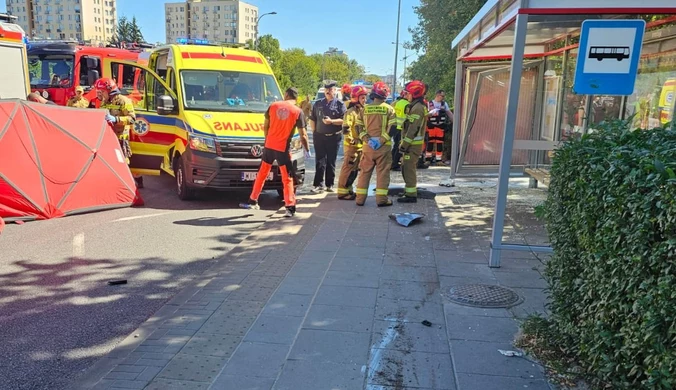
[408,0,486,102]
[128,17,144,43]
[109,16,145,46]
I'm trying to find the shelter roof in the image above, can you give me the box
[451,0,676,61]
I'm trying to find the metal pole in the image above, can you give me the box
[392,0,402,92]
[402,48,407,85]
[449,60,463,185]
[489,13,529,268]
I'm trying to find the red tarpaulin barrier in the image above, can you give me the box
[0,99,139,221]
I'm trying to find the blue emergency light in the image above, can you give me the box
[176,38,210,45]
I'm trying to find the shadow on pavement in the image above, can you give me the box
[0,252,221,390]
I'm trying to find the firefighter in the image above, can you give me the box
[337,85,368,200]
[66,86,90,108]
[341,83,352,107]
[391,89,409,171]
[95,78,143,188]
[354,81,397,207]
[398,81,428,203]
[240,87,310,217]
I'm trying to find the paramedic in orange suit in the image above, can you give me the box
[240,87,310,217]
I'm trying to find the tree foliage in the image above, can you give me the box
[408,0,486,101]
[252,34,367,97]
[110,16,144,45]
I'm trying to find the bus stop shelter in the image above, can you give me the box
[450,0,676,267]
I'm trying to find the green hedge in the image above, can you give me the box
[543,120,676,389]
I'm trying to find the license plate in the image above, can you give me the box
[242,172,273,181]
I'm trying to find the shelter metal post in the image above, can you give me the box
[449,60,464,185]
[489,13,529,268]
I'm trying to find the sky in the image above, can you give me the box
[0,0,422,77]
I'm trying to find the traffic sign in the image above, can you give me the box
[573,20,646,96]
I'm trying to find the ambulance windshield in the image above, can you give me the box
[28,54,75,88]
[181,70,283,113]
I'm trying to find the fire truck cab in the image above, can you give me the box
[26,41,148,106]
[0,22,30,99]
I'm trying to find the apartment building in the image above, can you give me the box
[5,0,117,44]
[164,0,258,44]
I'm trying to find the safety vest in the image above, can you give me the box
[266,100,302,152]
[394,98,408,130]
[358,102,397,146]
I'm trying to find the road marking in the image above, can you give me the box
[72,233,85,258]
[112,212,174,222]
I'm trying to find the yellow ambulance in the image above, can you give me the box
[110,39,305,200]
[0,22,30,99]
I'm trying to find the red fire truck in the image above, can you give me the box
[26,41,150,106]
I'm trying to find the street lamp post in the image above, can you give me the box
[254,11,277,51]
[392,41,409,88]
[322,47,339,82]
[392,0,402,94]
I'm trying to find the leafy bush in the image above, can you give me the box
[542,120,676,389]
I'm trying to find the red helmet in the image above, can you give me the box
[371,81,390,100]
[341,83,352,95]
[405,80,426,99]
[94,78,117,92]
[350,85,368,103]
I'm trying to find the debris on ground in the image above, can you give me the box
[107,280,128,286]
[499,349,524,357]
[389,213,426,227]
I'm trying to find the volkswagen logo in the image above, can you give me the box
[250,145,264,158]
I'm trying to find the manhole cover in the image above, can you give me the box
[445,284,522,308]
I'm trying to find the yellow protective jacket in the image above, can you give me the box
[356,101,397,146]
[342,104,363,149]
[66,96,90,108]
[394,98,409,130]
[101,93,136,139]
[401,99,427,148]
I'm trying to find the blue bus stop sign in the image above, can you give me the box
[573,20,646,96]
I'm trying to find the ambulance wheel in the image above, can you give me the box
[175,157,195,201]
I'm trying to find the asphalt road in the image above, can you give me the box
[0,174,285,390]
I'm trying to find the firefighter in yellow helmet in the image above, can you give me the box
[354,81,397,207]
[337,85,368,200]
[397,80,428,203]
[95,78,143,188]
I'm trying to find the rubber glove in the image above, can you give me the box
[105,114,117,124]
[304,150,312,159]
[368,138,381,150]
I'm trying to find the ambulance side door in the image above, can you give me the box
[108,60,180,176]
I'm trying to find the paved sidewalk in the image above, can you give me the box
[73,185,552,390]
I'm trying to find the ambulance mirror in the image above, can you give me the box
[86,57,100,69]
[157,95,177,115]
[87,69,100,86]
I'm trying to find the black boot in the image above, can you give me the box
[397,196,417,203]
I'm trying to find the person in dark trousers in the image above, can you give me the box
[309,81,346,193]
